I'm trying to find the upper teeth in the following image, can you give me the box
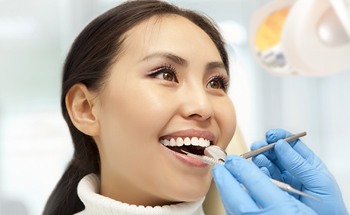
[160,137,210,147]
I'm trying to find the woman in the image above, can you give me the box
[44,1,235,214]
[44,1,348,214]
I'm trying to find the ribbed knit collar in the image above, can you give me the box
[75,174,205,215]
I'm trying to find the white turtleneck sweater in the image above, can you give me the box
[75,174,206,215]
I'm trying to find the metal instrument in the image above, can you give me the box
[181,131,319,200]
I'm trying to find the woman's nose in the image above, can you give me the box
[179,86,214,121]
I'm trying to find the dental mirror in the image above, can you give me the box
[204,145,227,162]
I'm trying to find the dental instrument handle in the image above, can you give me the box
[271,179,320,201]
[181,149,319,200]
[240,131,307,159]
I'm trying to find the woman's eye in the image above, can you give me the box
[159,70,176,82]
[207,75,229,92]
[149,65,178,82]
[208,80,221,89]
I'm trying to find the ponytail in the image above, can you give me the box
[43,135,100,215]
[43,162,86,215]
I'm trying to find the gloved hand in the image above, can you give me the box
[213,156,317,215]
[251,128,348,215]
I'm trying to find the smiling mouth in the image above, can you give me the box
[160,137,211,156]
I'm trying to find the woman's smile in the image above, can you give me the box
[158,129,216,167]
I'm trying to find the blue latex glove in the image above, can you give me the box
[251,128,348,215]
[213,156,317,215]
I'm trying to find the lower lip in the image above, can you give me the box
[161,145,208,167]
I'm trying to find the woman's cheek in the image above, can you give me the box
[220,100,236,146]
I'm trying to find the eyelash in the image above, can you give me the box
[148,64,178,82]
[148,64,229,92]
[208,74,230,92]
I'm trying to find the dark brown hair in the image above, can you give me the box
[43,1,229,214]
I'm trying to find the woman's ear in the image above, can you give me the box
[65,83,100,136]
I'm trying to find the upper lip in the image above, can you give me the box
[160,129,215,144]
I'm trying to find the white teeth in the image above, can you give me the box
[199,138,206,146]
[160,137,210,147]
[192,137,199,146]
[170,138,176,146]
[176,138,183,146]
[184,137,191,146]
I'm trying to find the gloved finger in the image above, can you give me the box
[224,155,292,208]
[266,129,299,147]
[250,140,267,151]
[251,140,284,172]
[268,129,323,171]
[212,164,259,214]
[253,149,303,199]
[264,129,309,167]
[250,141,276,164]
[287,140,323,168]
[283,171,305,200]
[260,166,271,177]
[252,154,282,180]
[274,140,325,190]
[291,141,313,161]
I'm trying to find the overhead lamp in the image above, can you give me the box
[250,0,350,76]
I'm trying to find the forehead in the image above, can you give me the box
[119,14,222,62]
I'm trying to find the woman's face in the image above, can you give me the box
[93,15,236,206]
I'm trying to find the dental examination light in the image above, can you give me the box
[249,0,350,76]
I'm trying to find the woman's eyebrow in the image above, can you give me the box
[206,61,226,71]
[140,52,188,66]
[141,52,226,73]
